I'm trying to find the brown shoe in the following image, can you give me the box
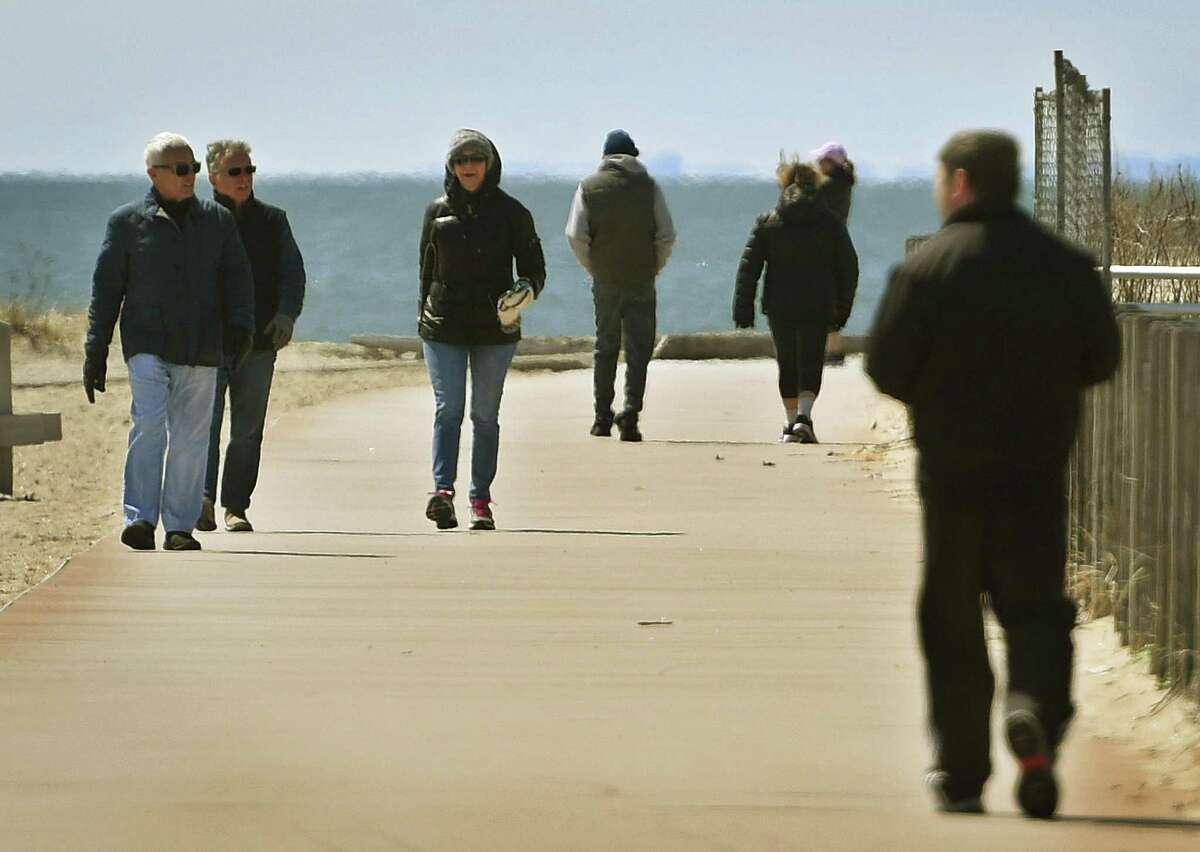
[196,496,217,532]
[224,510,253,533]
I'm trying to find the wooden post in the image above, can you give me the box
[1,321,12,495]
[0,321,63,496]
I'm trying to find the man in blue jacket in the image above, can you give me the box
[198,138,306,534]
[85,132,255,552]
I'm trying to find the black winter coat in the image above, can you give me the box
[418,137,546,345]
[866,201,1121,482]
[733,190,859,330]
[215,192,306,351]
[816,162,855,224]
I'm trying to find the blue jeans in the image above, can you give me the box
[124,354,217,532]
[423,340,517,501]
[592,281,657,417]
[204,349,277,513]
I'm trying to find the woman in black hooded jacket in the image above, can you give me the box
[732,159,858,443]
[418,128,546,531]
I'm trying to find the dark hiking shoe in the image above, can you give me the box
[425,490,457,530]
[791,415,818,444]
[163,531,202,551]
[196,496,217,532]
[614,411,642,443]
[1006,709,1059,819]
[469,498,496,531]
[925,770,984,815]
[120,520,156,551]
[590,417,612,437]
[224,510,253,533]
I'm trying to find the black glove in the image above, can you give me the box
[224,327,254,371]
[733,306,755,330]
[263,313,295,350]
[83,350,107,404]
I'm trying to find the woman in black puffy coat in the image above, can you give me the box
[418,128,546,531]
[732,159,858,443]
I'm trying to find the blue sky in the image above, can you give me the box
[2,0,1196,178]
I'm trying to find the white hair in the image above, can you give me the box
[144,132,193,167]
[206,138,253,172]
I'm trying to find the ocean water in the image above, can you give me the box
[0,174,950,341]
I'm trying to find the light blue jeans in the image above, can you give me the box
[423,340,517,501]
[124,353,217,532]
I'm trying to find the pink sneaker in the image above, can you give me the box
[469,498,495,531]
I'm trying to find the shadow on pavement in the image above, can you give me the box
[498,528,684,537]
[206,550,391,559]
[986,812,1200,831]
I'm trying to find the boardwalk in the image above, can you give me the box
[0,361,1195,850]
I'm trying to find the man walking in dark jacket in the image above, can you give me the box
[566,130,676,442]
[85,132,255,552]
[198,139,306,534]
[867,130,1120,818]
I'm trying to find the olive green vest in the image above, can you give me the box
[580,156,658,286]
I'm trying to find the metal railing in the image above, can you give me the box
[1069,305,1200,703]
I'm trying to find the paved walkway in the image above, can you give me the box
[0,360,1195,850]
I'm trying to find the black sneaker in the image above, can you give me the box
[1006,709,1059,819]
[590,416,612,437]
[425,490,458,530]
[613,410,642,443]
[120,520,156,551]
[196,496,217,532]
[163,531,202,551]
[924,770,984,815]
[791,415,818,444]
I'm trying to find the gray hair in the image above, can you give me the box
[206,139,253,173]
[143,132,193,167]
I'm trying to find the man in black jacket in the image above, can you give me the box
[198,139,306,534]
[867,130,1120,818]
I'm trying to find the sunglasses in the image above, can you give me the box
[452,154,488,166]
[152,162,201,176]
[224,165,257,177]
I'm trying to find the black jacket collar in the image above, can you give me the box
[944,199,1022,227]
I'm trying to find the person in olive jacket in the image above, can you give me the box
[198,139,306,535]
[418,129,546,531]
[867,130,1120,819]
[84,132,255,552]
[733,159,858,443]
[565,129,676,442]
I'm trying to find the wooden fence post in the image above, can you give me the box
[0,321,63,496]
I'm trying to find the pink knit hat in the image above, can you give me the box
[811,141,848,165]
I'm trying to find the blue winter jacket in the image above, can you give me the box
[86,190,255,366]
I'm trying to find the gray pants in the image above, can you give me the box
[592,282,656,419]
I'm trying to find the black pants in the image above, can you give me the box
[918,471,1076,800]
[767,314,827,398]
[593,282,656,418]
[204,349,277,513]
